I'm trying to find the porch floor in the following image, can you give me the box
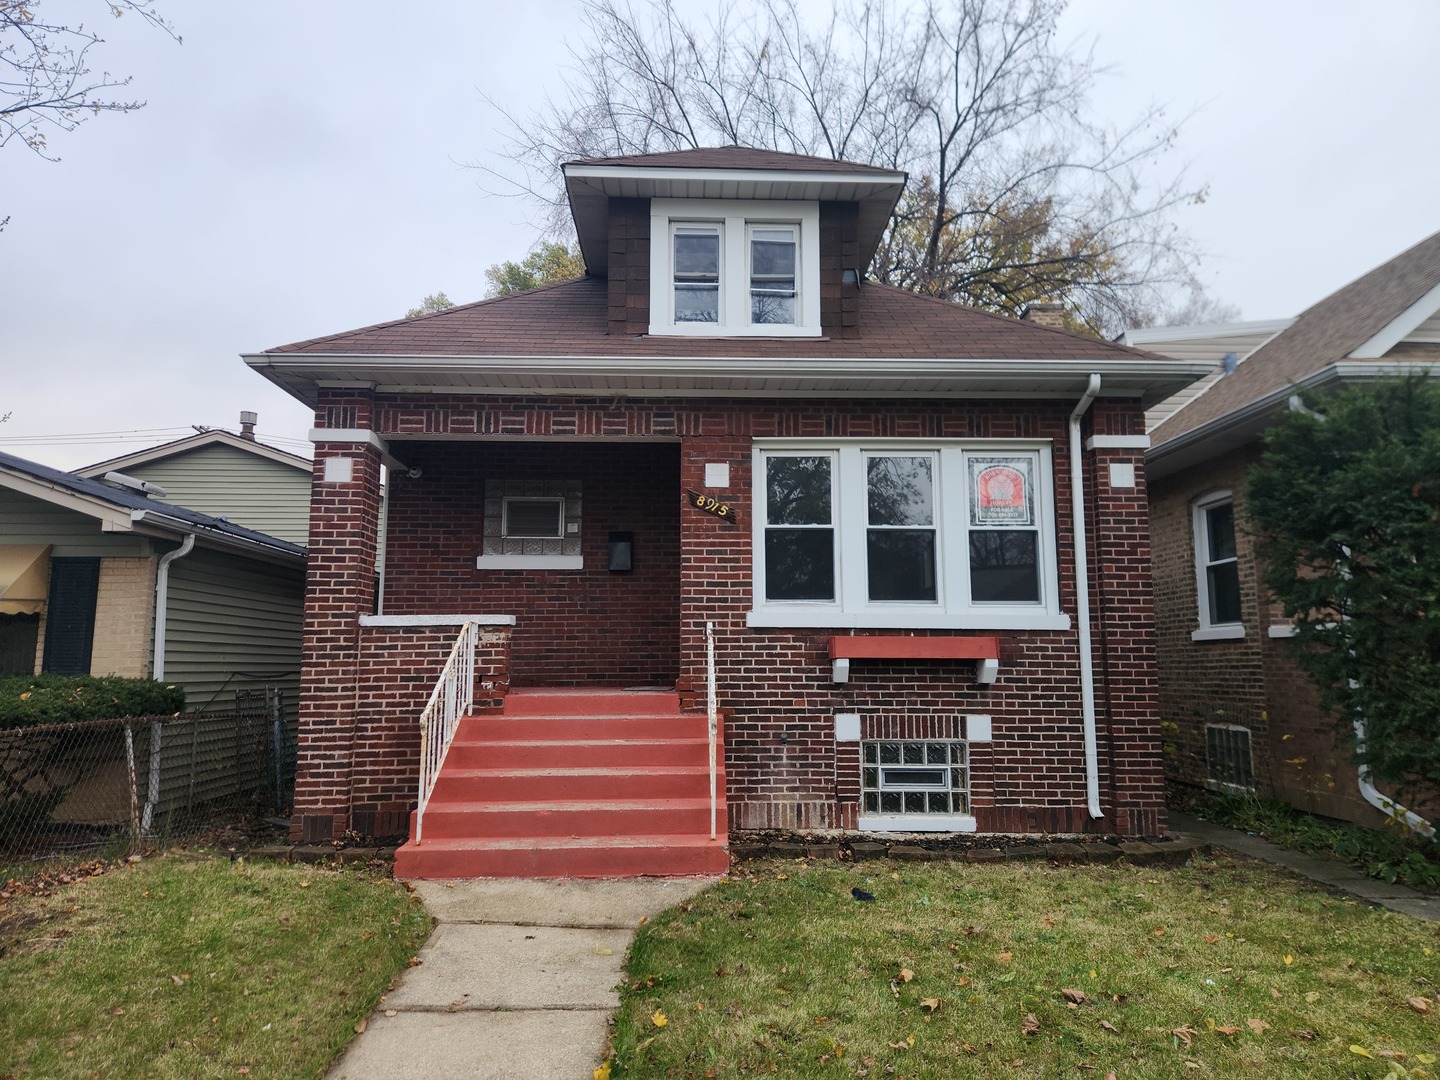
[393,688,729,879]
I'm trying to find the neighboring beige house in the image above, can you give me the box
[1135,229,1440,826]
[76,414,312,546]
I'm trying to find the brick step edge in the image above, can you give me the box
[732,836,1208,867]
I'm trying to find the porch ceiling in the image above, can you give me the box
[243,353,1214,410]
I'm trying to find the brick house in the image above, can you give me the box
[1140,229,1440,827]
[245,147,1208,876]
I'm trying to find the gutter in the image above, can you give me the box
[1148,361,1436,477]
[129,509,304,566]
[1069,374,1104,820]
[144,533,195,833]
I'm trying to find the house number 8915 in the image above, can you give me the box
[688,491,738,522]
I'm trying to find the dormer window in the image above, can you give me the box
[651,199,820,337]
[673,226,721,322]
[749,226,797,325]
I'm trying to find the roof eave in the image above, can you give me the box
[562,162,907,277]
[1146,360,1436,480]
[244,352,1213,410]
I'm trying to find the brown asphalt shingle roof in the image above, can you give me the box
[1153,228,1440,445]
[269,277,1162,363]
[567,146,902,175]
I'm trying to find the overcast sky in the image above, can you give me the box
[3,0,1437,469]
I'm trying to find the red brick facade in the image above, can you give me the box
[291,390,1167,840]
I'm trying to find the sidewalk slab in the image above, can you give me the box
[384,923,632,1010]
[326,1009,609,1080]
[410,876,714,927]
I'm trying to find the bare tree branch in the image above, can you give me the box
[483,0,1213,335]
[1,1,179,161]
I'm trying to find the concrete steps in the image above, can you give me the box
[393,689,728,879]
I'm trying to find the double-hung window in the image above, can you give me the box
[652,199,820,336]
[751,441,1066,630]
[1192,491,1243,640]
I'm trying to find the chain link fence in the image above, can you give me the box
[0,690,293,869]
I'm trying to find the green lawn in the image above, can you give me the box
[609,854,1440,1078]
[0,855,432,1079]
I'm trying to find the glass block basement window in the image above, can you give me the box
[1205,724,1254,790]
[862,741,969,816]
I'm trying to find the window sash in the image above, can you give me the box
[1194,495,1241,627]
[673,225,721,323]
[749,225,797,325]
[502,497,565,539]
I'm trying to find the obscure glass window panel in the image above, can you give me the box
[1205,725,1254,789]
[860,741,970,820]
[969,531,1040,603]
[674,227,720,322]
[750,227,797,324]
[764,530,834,601]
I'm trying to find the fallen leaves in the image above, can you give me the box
[1060,988,1087,1006]
[918,997,940,1015]
[1245,1019,1270,1035]
[593,1062,612,1080]
[1170,1024,1198,1048]
[1099,1020,1120,1034]
[651,1009,668,1028]
[1407,995,1431,1014]
[1022,1013,1040,1036]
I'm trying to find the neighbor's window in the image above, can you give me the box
[751,442,1064,630]
[1205,724,1254,790]
[1192,491,1243,639]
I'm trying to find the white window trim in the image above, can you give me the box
[1191,489,1244,640]
[650,198,821,337]
[747,439,1069,631]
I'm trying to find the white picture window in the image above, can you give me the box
[750,441,1066,630]
[651,199,820,337]
[1192,491,1243,640]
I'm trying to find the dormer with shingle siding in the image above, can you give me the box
[562,147,905,341]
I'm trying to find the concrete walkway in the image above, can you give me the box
[1171,810,1440,922]
[326,877,718,1080]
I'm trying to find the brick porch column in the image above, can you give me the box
[291,399,384,842]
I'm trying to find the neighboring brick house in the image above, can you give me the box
[1139,229,1440,826]
[245,147,1210,875]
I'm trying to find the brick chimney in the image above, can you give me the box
[239,411,258,441]
[1020,303,1066,329]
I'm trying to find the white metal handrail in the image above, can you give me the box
[705,620,719,841]
[414,620,479,846]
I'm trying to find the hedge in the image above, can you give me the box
[0,675,185,730]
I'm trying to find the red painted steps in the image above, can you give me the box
[393,688,729,880]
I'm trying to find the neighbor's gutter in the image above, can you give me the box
[144,532,195,833]
[1070,374,1104,820]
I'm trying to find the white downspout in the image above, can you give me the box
[1354,718,1434,837]
[145,533,195,833]
[1070,374,1104,819]
[1284,397,1433,838]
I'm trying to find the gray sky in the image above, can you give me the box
[3,0,1437,469]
